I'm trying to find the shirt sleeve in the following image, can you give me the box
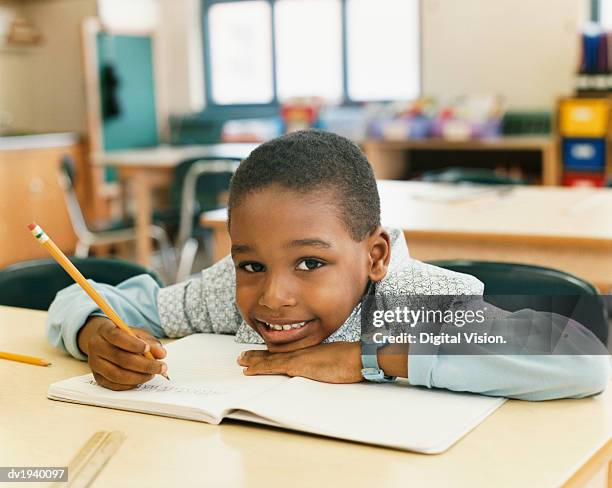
[157,255,243,338]
[46,274,164,361]
[408,297,612,401]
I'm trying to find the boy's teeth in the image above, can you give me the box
[266,321,307,330]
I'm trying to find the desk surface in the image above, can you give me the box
[202,180,612,245]
[93,143,258,169]
[2,306,610,488]
[378,180,612,244]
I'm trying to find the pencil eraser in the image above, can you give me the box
[27,222,37,231]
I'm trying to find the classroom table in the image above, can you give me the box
[94,143,258,266]
[1,306,611,487]
[361,137,560,184]
[201,180,612,291]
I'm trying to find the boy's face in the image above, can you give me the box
[229,185,389,353]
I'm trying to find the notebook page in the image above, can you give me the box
[48,334,289,422]
[233,377,505,453]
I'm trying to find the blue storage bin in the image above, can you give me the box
[562,138,606,170]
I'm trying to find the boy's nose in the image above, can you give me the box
[258,274,297,310]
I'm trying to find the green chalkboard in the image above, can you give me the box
[97,34,159,180]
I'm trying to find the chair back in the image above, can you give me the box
[430,260,608,344]
[421,167,527,185]
[58,156,90,239]
[171,156,242,210]
[0,257,163,310]
[174,158,241,246]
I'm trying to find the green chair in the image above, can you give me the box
[170,157,241,281]
[430,260,608,345]
[0,257,162,311]
[59,156,176,282]
[420,167,527,185]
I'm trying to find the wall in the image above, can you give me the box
[158,0,204,114]
[0,0,97,133]
[421,0,589,109]
[0,1,32,130]
[98,0,204,118]
[0,0,592,135]
[21,0,98,133]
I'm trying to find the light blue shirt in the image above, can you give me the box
[46,228,611,401]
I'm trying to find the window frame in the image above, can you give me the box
[201,0,422,116]
[592,0,601,22]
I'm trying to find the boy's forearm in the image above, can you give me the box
[377,343,409,378]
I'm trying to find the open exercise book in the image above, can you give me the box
[48,334,505,454]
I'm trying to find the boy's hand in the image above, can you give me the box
[237,342,363,383]
[77,316,167,391]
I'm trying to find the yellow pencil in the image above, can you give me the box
[28,222,170,380]
[0,351,51,367]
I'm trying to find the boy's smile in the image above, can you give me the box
[229,185,390,353]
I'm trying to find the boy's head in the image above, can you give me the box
[227,130,390,352]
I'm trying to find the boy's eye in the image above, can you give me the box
[296,258,324,271]
[240,262,266,273]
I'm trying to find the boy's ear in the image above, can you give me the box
[366,227,391,282]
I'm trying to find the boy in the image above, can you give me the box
[47,130,610,399]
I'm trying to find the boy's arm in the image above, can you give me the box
[156,255,243,338]
[46,274,164,361]
[408,298,611,401]
[46,255,242,360]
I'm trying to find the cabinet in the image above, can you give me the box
[557,97,612,187]
[0,138,85,268]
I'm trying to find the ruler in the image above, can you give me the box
[52,431,126,488]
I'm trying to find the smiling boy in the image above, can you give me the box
[47,130,610,399]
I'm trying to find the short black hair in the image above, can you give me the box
[228,129,380,241]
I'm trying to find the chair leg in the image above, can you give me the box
[176,237,199,283]
[75,241,90,257]
[151,229,176,284]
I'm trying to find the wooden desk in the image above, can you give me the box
[362,137,560,185]
[201,181,612,291]
[94,143,257,266]
[2,306,611,487]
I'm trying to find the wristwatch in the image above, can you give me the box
[360,342,396,383]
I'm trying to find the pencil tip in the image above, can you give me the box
[162,373,171,381]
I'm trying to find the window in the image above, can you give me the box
[601,0,612,26]
[346,0,419,101]
[275,0,343,102]
[203,0,420,108]
[208,1,274,104]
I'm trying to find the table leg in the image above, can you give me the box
[542,140,560,186]
[133,170,153,267]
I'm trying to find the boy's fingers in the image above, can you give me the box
[98,347,166,375]
[243,355,289,376]
[133,329,167,359]
[237,350,269,366]
[150,342,167,359]
[92,372,138,391]
[99,322,150,354]
[91,356,155,386]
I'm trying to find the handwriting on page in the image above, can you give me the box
[87,379,228,396]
